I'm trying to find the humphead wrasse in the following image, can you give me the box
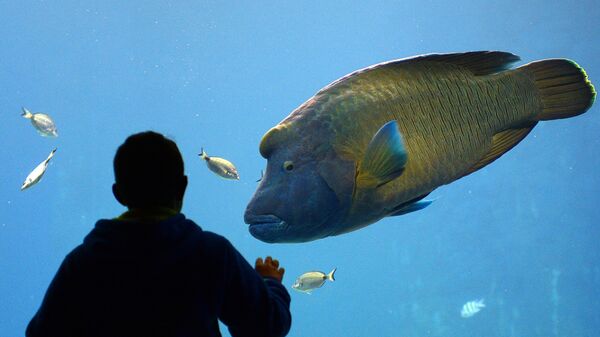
[244,51,596,243]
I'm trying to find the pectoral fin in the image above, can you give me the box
[357,120,407,188]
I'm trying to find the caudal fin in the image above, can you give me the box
[326,268,336,282]
[521,59,595,121]
[21,107,33,119]
[46,148,57,161]
[198,147,208,160]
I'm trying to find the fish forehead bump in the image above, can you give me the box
[259,123,293,158]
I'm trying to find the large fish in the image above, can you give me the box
[244,51,596,243]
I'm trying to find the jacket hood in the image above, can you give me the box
[83,213,199,258]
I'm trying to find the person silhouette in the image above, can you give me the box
[26,131,291,337]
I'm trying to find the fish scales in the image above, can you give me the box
[456,79,484,162]
[456,84,475,157]
[468,82,487,149]
[327,63,539,211]
[392,65,480,183]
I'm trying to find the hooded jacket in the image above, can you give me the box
[26,213,291,337]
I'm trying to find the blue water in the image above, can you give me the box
[1,1,599,336]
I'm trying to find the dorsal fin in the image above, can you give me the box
[317,51,521,95]
[461,122,537,178]
[407,51,521,76]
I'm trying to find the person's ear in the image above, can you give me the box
[112,183,128,207]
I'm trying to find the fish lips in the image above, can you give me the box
[244,214,289,243]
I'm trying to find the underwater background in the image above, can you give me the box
[1,1,599,336]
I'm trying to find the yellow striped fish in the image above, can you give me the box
[244,51,595,243]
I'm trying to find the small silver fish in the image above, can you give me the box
[292,268,336,294]
[461,299,485,318]
[21,148,57,191]
[22,107,58,137]
[199,148,239,180]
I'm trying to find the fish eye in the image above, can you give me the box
[283,161,294,172]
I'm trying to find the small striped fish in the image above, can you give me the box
[461,299,485,318]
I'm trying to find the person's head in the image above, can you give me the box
[112,131,187,210]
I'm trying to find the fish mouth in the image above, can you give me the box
[245,214,289,243]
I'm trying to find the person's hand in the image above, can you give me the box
[255,256,285,282]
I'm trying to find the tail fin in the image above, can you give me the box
[326,268,336,282]
[521,59,595,121]
[46,148,57,162]
[21,107,33,119]
[199,147,208,160]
